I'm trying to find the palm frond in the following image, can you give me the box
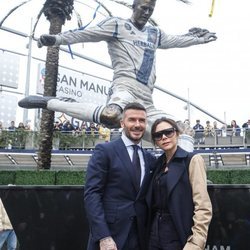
[74,9,83,28]
[178,0,191,4]
[108,0,132,9]
[32,7,44,38]
[0,0,32,28]
[92,0,113,17]
[43,0,74,22]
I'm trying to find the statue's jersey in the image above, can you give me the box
[56,17,203,92]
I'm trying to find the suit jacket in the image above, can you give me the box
[147,147,212,250]
[84,138,156,250]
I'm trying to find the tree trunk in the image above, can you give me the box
[37,16,63,169]
[37,0,74,169]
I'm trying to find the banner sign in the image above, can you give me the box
[37,64,111,105]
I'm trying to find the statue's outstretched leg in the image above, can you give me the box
[18,95,103,122]
[19,95,194,151]
[18,95,122,127]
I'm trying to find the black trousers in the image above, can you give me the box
[148,212,182,250]
[122,220,140,250]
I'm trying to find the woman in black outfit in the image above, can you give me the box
[148,117,212,250]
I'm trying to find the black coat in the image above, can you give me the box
[147,147,195,246]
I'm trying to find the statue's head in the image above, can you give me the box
[132,0,157,9]
[131,0,157,30]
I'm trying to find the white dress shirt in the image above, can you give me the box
[121,132,145,185]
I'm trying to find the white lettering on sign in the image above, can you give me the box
[37,64,111,105]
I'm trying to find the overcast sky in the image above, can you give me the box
[0,0,249,127]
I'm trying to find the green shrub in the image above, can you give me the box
[0,171,16,185]
[207,169,250,184]
[0,169,250,185]
[56,170,86,185]
[15,170,56,185]
[207,169,231,184]
[230,169,250,184]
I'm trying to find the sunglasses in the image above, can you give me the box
[152,128,176,141]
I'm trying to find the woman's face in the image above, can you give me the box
[153,121,178,152]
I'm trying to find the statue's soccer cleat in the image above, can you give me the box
[18,95,54,109]
[18,95,77,109]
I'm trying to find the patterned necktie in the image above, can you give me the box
[132,145,141,191]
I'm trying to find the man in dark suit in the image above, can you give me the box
[84,102,156,250]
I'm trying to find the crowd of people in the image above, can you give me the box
[53,120,111,143]
[0,121,32,132]
[1,117,250,149]
[188,119,250,145]
[0,121,33,149]
[191,119,244,137]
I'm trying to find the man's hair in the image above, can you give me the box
[123,102,146,114]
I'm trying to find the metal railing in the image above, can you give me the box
[1,129,250,169]
[0,130,114,150]
[0,130,154,150]
[193,128,250,149]
[0,128,250,150]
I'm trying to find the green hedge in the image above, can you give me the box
[207,169,231,184]
[207,169,250,184]
[0,170,85,185]
[1,169,250,185]
[15,170,56,185]
[56,171,86,185]
[0,171,16,185]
